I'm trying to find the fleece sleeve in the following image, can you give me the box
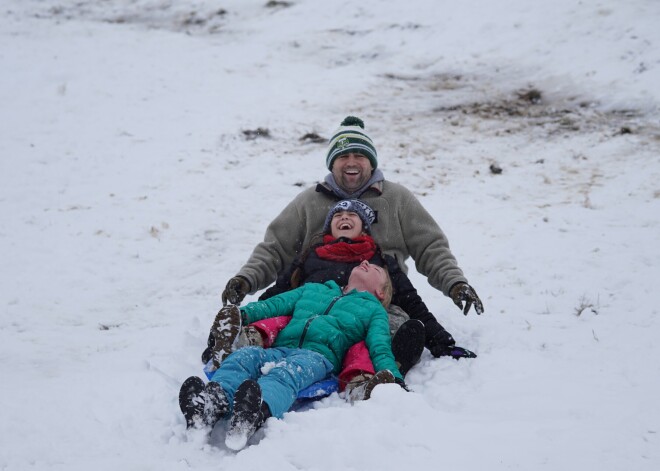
[397,187,468,296]
[236,196,307,293]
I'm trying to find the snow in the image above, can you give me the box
[1,0,659,469]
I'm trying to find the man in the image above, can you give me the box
[222,116,484,356]
[180,261,403,450]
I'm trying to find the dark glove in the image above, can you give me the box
[427,331,477,360]
[450,282,484,315]
[221,276,251,306]
[430,344,477,360]
[394,377,410,392]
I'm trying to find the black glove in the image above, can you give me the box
[221,276,251,306]
[450,282,484,315]
[430,344,477,360]
[427,331,477,360]
[394,377,410,392]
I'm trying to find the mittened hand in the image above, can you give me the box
[450,282,484,315]
[429,344,477,360]
[221,276,251,306]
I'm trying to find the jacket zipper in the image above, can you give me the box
[298,295,342,348]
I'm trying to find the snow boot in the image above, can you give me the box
[241,325,265,347]
[364,370,396,400]
[344,373,372,403]
[345,370,396,402]
[392,319,425,376]
[225,380,270,451]
[209,305,243,369]
[203,324,263,365]
[179,376,206,429]
[202,381,229,428]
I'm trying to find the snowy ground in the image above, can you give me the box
[1,1,659,470]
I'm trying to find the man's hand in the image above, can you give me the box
[450,282,484,315]
[221,276,251,306]
[427,331,477,359]
[429,344,477,360]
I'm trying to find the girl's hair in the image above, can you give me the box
[380,267,393,308]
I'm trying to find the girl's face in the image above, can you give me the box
[330,210,364,239]
[347,260,388,301]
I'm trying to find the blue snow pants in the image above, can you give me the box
[209,346,334,419]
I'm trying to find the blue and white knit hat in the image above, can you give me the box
[323,199,376,234]
[325,116,378,170]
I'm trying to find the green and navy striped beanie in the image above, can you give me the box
[325,116,378,170]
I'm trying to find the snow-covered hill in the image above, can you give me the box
[1,1,659,470]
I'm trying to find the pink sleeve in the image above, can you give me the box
[249,316,292,347]
[337,341,375,391]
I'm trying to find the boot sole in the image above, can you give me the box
[210,306,243,369]
[179,376,205,429]
[225,380,263,451]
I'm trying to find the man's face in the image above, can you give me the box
[330,210,364,240]
[331,153,373,193]
[347,260,387,297]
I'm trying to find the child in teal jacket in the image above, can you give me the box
[179,260,404,450]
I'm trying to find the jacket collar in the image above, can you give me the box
[315,179,383,198]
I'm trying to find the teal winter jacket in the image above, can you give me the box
[240,281,403,381]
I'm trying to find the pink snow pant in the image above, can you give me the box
[249,316,375,391]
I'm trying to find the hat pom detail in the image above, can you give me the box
[326,116,377,170]
[340,116,364,128]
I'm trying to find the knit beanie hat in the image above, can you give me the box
[323,199,376,235]
[326,116,378,171]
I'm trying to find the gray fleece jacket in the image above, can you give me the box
[236,179,468,297]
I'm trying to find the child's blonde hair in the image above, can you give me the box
[380,267,393,308]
